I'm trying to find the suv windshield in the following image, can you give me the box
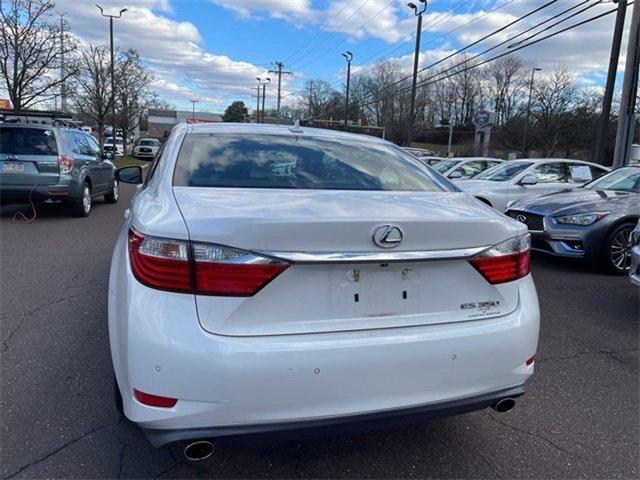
[105,138,123,145]
[0,127,58,155]
[174,133,443,192]
[139,140,158,146]
[585,167,640,192]
[475,162,533,181]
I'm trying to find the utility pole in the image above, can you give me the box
[407,0,427,146]
[190,100,198,120]
[521,66,542,157]
[97,5,127,154]
[613,0,640,168]
[308,80,313,118]
[58,12,67,112]
[341,51,353,132]
[257,77,270,123]
[593,0,627,165]
[268,61,292,119]
[255,78,261,123]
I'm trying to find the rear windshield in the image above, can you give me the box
[174,133,443,191]
[475,162,533,181]
[0,127,58,155]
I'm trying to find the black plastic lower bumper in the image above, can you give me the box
[140,385,525,447]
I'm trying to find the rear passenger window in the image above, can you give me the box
[0,127,58,155]
[84,135,101,158]
[72,133,92,156]
[455,161,485,178]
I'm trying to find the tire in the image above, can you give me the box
[71,182,92,217]
[105,179,119,204]
[600,222,635,275]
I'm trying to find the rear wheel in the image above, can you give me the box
[71,182,91,217]
[105,179,119,203]
[600,222,634,275]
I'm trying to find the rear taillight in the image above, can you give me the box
[58,155,74,174]
[128,229,192,293]
[128,229,289,296]
[469,234,531,284]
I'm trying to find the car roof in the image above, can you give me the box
[183,122,390,145]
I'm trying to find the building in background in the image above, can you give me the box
[147,109,223,137]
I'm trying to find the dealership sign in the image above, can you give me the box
[473,109,494,129]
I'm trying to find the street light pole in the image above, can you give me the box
[521,66,541,157]
[256,78,261,123]
[407,0,427,146]
[97,5,127,154]
[190,100,198,120]
[342,51,353,132]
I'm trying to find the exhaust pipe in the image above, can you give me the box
[492,397,516,413]
[183,440,215,461]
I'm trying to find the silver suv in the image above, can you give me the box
[0,123,118,216]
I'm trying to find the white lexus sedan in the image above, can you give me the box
[456,159,610,212]
[110,123,539,457]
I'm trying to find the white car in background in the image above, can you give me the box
[431,157,503,180]
[133,138,161,159]
[456,159,610,212]
[104,136,125,156]
[110,123,539,457]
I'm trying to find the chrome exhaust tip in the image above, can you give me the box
[183,440,215,461]
[492,397,516,413]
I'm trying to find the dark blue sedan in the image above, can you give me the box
[506,166,640,274]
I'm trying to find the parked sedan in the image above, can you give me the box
[402,146,436,157]
[506,166,639,274]
[431,157,503,179]
[456,159,610,211]
[110,123,539,454]
[133,138,161,159]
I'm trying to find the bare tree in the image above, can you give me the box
[0,0,76,109]
[113,49,153,150]
[529,68,580,156]
[484,57,528,125]
[70,45,113,147]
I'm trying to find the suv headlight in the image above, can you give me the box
[554,212,609,226]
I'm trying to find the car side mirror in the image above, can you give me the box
[116,166,143,184]
[519,174,537,186]
[448,170,463,179]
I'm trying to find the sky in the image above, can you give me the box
[51,0,633,113]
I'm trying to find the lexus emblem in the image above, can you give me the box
[372,224,403,248]
[516,214,527,223]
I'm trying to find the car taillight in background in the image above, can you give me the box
[469,234,531,284]
[58,155,74,174]
[128,229,289,296]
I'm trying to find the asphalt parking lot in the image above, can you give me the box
[1,184,638,479]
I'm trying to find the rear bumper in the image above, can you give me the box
[0,181,79,203]
[140,385,525,447]
[109,238,539,448]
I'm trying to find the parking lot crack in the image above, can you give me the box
[537,348,639,364]
[483,410,578,458]
[4,421,116,479]
[473,446,503,479]
[1,279,101,353]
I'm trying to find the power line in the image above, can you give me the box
[357,0,562,105]
[359,3,624,108]
[332,0,517,89]
[288,0,371,68]
[282,0,355,64]
[293,0,394,71]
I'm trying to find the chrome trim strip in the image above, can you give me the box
[261,246,489,264]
